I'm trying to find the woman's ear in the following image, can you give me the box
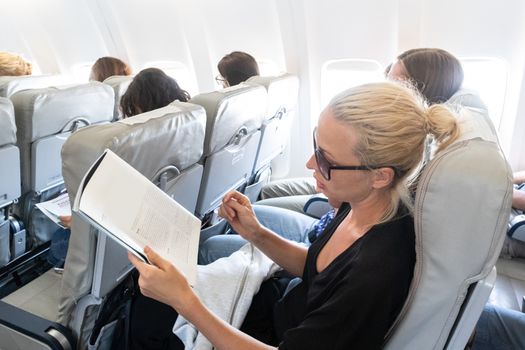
[372,167,395,189]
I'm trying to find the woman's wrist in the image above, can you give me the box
[172,288,201,316]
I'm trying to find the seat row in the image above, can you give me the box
[0,73,299,269]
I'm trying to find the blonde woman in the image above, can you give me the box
[129,82,459,349]
[0,51,32,76]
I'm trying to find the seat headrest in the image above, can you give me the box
[189,84,267,155]
[246,74,299,120]
[103,75,134,121]
[0,97,16,146]
[0,75,68,97]
[447,89,488,113]
[10,82,114,144]
[61,101,206,200]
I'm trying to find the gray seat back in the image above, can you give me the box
[190,84,266,218]
[384,107,513,349]
[10,82,114,244]
[102,75,133,121]
[246,74,299,174]
[0,97,20,208]
[0,75,67,97]
[58,101,206,329]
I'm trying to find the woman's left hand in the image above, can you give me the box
[128,246,197,313]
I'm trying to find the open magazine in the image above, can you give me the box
[73,149,201,285]
[35,192,71,228]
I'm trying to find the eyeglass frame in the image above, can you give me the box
[215,75,228,86]
[312,127,397,181]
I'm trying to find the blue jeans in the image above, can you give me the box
[199,205,318,265]
[47,227,71,268]
[473,304,525,350]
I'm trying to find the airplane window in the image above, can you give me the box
[142,61,198,97]
[460,57,507,128]
[257,60,282,76]
[321,59,383,106]
[72,62,94,83]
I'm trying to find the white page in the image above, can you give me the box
[35,192,71,228]
[78,150,201,285]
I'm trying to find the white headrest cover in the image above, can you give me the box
[103,75,133,120]
[190,84,267,155]
[10,82,114,144]
[0,75,68,97]
[247,74,299,120]
[61,101,206,200]
[0,97,16,146]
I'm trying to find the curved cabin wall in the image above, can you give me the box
[1,0,525,173]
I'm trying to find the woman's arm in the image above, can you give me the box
[513,188,525,211]
[129,248,276,350]
[219,191,308,276]
[513,170,525,184]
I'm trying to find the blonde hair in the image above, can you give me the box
[0,52,32,76]
[329,81,459,222]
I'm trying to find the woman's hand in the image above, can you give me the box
[59,215,72,228]
[218,191,263,242]
[128,246,197,313]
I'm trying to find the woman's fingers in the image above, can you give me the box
[144,246,171,270]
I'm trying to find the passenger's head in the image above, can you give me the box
[307,82,459,222]
[89,56,132,82]
[217,51,260,88]
[120,68,190,118]
[0,52,32,76]
[386,48,464,105]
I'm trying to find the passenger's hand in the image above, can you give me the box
[59,215,72,228]
[128,246,197,313]
[218,191,262,242]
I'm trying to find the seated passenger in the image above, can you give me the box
[260,47,465,213]
[129,81,459,349]
[89,56,132,82]
[216,51,260,88]
[120,67,190,118]
[500,170,525,258]
[473,304,525,350]
[0,51,32,76]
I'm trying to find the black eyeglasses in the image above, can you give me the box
[313,128,391,181]
[215,75,227,86]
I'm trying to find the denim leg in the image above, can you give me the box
[198,234,248,265]
[250,205,318,244]
[473,304,525,350]
[198,205,317,265]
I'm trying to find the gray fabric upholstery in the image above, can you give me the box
[103,75,133,120]
[190,84,266,156]
[58,101,206,326]
[0,75,67,97]
[0,97,20,208]
[385,107,512,349]
[0,97,16,146]
[10,82,114,194]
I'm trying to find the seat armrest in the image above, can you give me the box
[0,301,75,350]
[303,194,333,219]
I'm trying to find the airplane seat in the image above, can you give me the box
[243,74,299,202]
[189,84,266,241]
[0,97,21,267]
[9,82,114,248]
[102,75,133,121]
[0,101,206,349]
[384,106,512,349]
[0,75,68,97]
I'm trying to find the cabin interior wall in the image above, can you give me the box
[1,0,525,173]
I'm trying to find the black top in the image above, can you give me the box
[277,203,415,350]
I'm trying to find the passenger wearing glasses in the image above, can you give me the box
[216,51,260,88]
[129,81,459,349]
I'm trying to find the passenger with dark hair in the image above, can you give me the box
[120,68,190,118]
[216,51,260,87]
[386,48,464,105]
[89,56,132,82]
